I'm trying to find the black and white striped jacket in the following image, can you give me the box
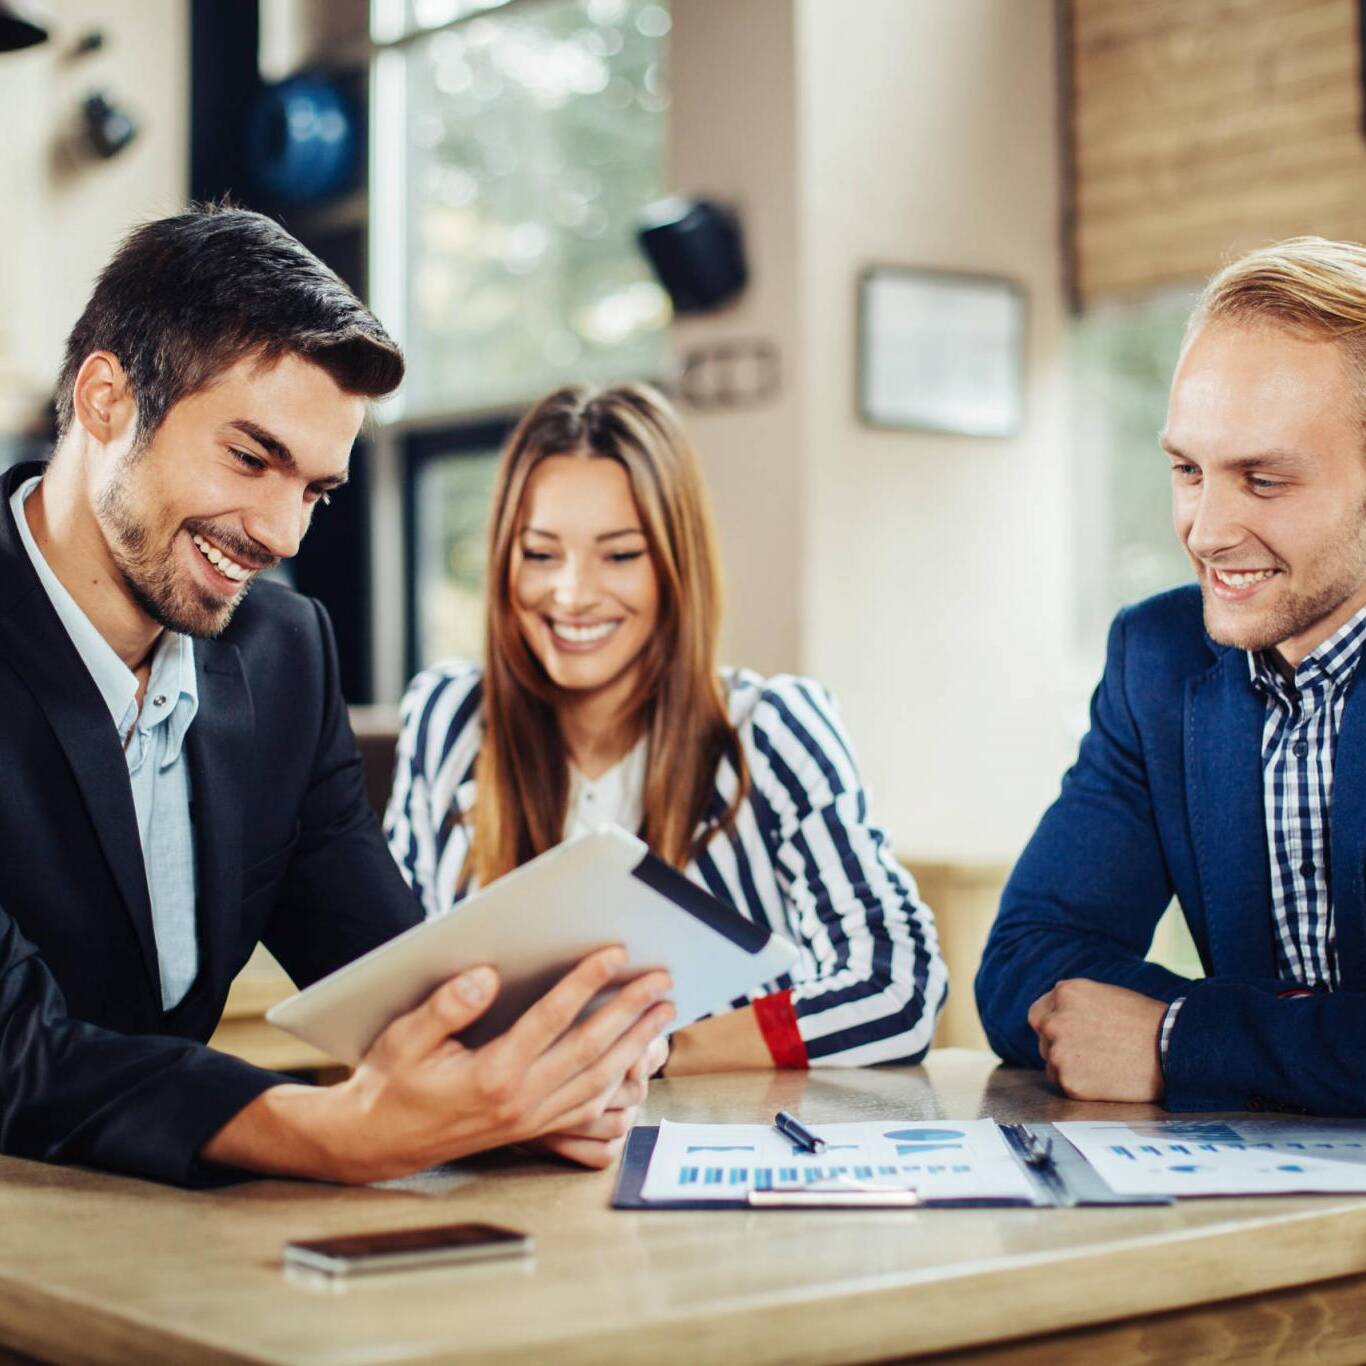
[384,664,947,1065]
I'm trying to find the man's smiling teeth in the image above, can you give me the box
[192,533,251,582]
[551,620,619,643]
[1212,567,1278,588]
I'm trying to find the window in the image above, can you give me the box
[371,0,670,679]
[1069,288,1197,657]
[372,0,671,422]
[403,422,511,672]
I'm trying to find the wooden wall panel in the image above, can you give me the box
[1070,0,1366,303]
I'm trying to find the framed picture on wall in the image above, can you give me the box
[857,266,1026,437]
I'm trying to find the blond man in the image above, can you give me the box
[977,237,1366,1113]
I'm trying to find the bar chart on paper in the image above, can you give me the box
[1055,1120,1366,1197]
[638,1119,1038,1203]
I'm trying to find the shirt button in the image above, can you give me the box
[1293,740,1308,758]
[1301,860,1316,877]
[152,694,167,708]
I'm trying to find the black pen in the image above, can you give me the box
[774,1110,827,1154]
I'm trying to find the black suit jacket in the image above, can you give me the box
[0,462,421,1185]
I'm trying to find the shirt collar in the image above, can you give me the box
[143,627,199,765]
[10,475,198,750]
[1248,598,1366,706]
[570,736,648,788]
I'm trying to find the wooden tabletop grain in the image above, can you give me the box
[1,1049,1364,1365]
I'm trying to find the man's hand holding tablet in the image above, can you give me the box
[201,947,673,1182]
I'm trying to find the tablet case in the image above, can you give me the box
[611,1124,1175,1210]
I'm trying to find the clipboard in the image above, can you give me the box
[611,1125,1175,1210]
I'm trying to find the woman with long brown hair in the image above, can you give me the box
[386,383,946,1073]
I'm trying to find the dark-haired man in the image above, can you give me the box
[2,205,670,1187]
[977,236,1366,1116]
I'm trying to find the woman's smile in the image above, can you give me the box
[546,616,624,648]
[512,455,659,697]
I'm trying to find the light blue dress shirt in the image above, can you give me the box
[12,476,200,1010]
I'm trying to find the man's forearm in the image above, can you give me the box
[977,911,1191,1066]
[199,1082,355,1182]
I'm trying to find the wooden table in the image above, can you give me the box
[4,1049,1366,1365]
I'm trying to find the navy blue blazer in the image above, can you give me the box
[0,462,421,1185]
[976,584,1366,1115]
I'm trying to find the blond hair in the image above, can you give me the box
[1188,237,1366,399]
[464,382,748,887]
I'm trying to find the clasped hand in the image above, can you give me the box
[1027,978,1167,1103]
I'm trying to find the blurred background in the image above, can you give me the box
[2,0,1349,1049]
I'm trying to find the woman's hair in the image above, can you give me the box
[465,381,748,886]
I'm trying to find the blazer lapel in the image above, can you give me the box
[1185,645,1276,978]
[186,637,250,998]
[0,469,161,998]
[1330,675,1366,986]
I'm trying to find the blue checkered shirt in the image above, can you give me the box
[1160,602,1366,1060]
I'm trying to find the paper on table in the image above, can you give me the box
[1056,1120,1366,1198]
[638,1118,1038,1204]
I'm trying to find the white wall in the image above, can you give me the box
[667,0,805,677]
[797,0,1074,862]
[0,0,188,435]
[669,0,1076,862]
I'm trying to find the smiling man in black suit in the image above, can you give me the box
[0,205,670,1186]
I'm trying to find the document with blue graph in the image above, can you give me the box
[1055,1120,1366,1198]
[638,1119,1037,1204]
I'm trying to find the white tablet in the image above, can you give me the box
[267,826,800,1065]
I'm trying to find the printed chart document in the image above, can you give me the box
[1056,1120,1366,1198]
[639,1119,1038,1204]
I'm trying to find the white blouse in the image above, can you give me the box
[563,738,647,842]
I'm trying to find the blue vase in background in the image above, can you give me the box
[247,75,358,206]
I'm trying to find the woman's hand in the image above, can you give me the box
[530,1035,667,1168]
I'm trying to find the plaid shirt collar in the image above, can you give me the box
[1248,599,1366,713]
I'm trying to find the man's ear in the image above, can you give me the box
[70,351,136,445]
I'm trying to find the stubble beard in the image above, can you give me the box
[95,476,250,640]
[1201,496,1366,655]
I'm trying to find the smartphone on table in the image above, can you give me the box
[283,1222,532,1276]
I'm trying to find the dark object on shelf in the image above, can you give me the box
[637,197,747,314]
[248,74,359,206]
[83,92,137,159]
[0,1,47,52]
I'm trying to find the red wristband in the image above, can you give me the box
[753,989,809,1069]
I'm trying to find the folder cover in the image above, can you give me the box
[611,1124,1175,1210]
